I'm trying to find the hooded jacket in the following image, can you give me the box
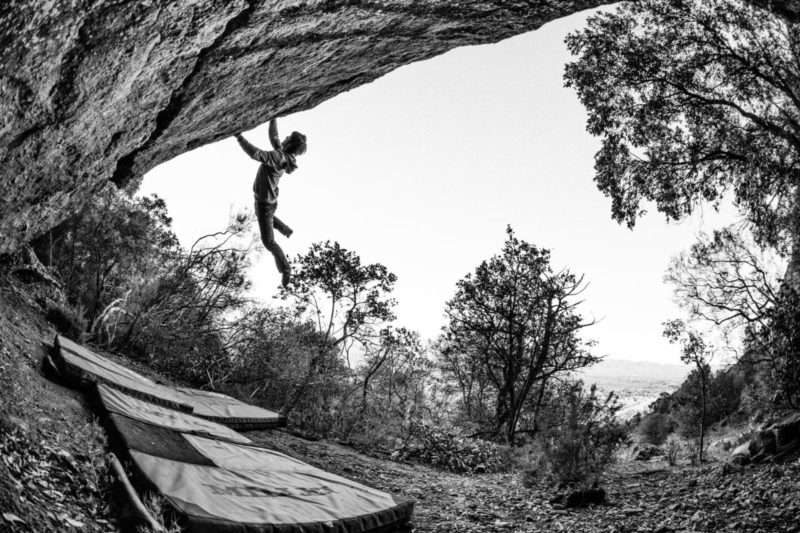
[235,134,297,204]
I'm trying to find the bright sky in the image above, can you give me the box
[139,9,737,365]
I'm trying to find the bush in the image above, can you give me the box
[401,424,508,474]
[665,435,681,466]
[44,300,87,341]
[536,382,627,486]
[638,412,675,445]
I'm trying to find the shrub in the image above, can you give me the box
[401,424,508,474]
[665,435,681,466]
[44,300,87,341]
[537,382,627,486]
[639,412,675,445]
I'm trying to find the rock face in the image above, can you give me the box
[0,0,796,253]
[0,0,612,253]
[731,412,800,465]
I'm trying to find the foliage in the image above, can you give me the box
[638,412,676,446]
[744,286,800,408]
[565,0,800,252]
[32,188,178,326]
[665,227,783,340]
[44,300,87,342]
[664,320,714,462]
[646,363,746,463]
[138,493,181,533]
[401,424,508,474]
[280,240,398,414]
[223,308,335,408]
[94,213,255,385]
[343,328,438,448]
[29,187,258,387]
[440,226,597,444]
[665,435,682,466]
[536,381,626,486]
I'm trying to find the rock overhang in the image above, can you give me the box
[1,0,797,254]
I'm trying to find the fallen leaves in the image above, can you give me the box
[251,429,800,533]
[0,421,115,532]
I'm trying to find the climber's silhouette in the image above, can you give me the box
[235,119,307,288]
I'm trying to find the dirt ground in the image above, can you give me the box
[249,429,800,533]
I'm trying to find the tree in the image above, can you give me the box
[32,188,178,325]
[96,212,255,384]
[744,287,800,408]
[665,226,784,352]
[346,328,435,446]
[663,319,713,463]
[441,226,597,444]
[222,307,347,427]
[565,0,800,286]
[281,241,398,414]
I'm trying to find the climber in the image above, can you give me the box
[234,118,307,288]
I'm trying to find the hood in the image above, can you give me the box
[283,152,298,174]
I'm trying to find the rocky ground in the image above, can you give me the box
[1,272,799,533]
[249,430,800,533]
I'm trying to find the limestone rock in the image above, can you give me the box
[731,411,800,464]
[630,443,662,461]
[0,0,615,254]
[731,442,751,466]
[0,0,796,253]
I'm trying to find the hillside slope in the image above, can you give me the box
[0,279,118,532]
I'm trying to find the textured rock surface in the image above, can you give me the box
[731,412,800,465]
[0,0,795,253]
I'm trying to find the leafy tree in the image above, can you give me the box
[665,227,783,337]
[641,367,744,448]
[638,412,676,446]
[663,319,713,462]
[281,241,398,414]
[223,307,348,430]
[566,0,800,415]
[98,213,255,384]
[346,328,436,447]
[565,0,800,283]
[441,226,597,444]
[32,188,177,326]
[744,287,800,408]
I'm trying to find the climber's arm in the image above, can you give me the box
[234,133,270,162]
[268,119,281,150]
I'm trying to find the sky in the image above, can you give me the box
[139,9,738,366]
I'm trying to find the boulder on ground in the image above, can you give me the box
[549,486,606,508]
[750,429,777,462]
[731,411,800,464]
[630,444,662,461]
[731,442,751,466]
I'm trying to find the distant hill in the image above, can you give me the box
[573,359,690,419]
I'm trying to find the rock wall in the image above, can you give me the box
[0,0,795,254]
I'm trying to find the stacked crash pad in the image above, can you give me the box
[94,384,414,532]
[46,337,414,532]
[49,334,285,429]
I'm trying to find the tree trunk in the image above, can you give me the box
[781,187,800,292]
[699,366,707,464]
[282,346,327,416]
